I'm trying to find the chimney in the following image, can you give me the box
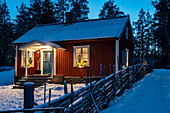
[66,12,76,24]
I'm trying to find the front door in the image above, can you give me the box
[43,51,52,74]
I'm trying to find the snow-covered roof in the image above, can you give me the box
[13,16,129,44]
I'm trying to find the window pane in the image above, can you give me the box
[82,53,88,59]
[83,48,88,54]
[22,51,25,67]
[28,51,34,67]
[76,54,81,63]
[76,48,81,54]
[44,52,48,61]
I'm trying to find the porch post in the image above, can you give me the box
[40,50,43,75]
[51,48,54,78]
[25,49,28,77]
[115,40,119,72]
[15,45,18,76]
[54,48,56,75]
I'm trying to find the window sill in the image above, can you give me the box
[21,66,34,68]
[74,65,90,68]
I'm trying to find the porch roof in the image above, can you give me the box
[19,40,66,51]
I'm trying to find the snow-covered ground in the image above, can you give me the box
[0,67,14,86]
[0,68,85,111]
[0,69,169,112]
[101,69,170,113]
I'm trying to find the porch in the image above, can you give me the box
[14,40,66,79]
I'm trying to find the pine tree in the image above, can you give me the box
[55,0,69,23]
[152,0,170,67]
[133,8,146,63]
[98,0,125,19]
[70,0,89,20]
[28,0,43,25]
[0,1,15,66]
[41,0,56,24]
[16,2,33,37]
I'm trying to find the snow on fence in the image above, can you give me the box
[0,64,153,113]
[33,64,153,113]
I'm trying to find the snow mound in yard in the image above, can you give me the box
[0,69,14,86]
[101,69,170,113]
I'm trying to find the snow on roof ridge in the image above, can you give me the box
[35,15,128,27]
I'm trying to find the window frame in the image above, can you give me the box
[21,50,34,68]
[73,45,90,67]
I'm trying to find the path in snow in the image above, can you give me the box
[101,69,170,113]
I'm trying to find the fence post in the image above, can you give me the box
[109,64,111,75]
[120,71,123,90]
[44,77,46,103]
[111,65,116,99]
[70,79,73,113]
[133,65,136,82]
[103,66,106,104]
[87,68,89,85]
[112,65,115,88]
[49,89,51,107]
[100,64,102,79]
[24,82,34,109]
[90,68,92,85]
[126,66,130,89]
[64,81,68,94]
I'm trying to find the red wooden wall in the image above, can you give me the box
[55,39,116,77]
[16,22,134,77]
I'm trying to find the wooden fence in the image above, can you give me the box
[34,64,153,113]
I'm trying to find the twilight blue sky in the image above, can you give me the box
[6,0,155,22]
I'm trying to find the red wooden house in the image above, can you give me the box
[12,13,134,84]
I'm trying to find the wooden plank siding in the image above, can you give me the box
[15,22,134,77]
[55,39,116,77]
[119,21,134,69]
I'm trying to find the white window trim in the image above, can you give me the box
[21,50,25,68]
[73,45,90,67]
[21,50,34,68]
[125,48,129,67]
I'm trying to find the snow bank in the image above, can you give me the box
[0,83,85,111]
[0,69,14,86]
[0,66,14,71]
[101,69,170,113]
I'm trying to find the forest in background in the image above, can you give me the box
[0,0,169,68]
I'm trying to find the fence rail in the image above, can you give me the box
[0,64,153,113]
[34,64,153,113]
[0,107,64,113]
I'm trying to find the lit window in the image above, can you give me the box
[73,45,90,68]
[21,50,34,68]
[122,48,129,68]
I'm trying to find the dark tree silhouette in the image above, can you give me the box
[41,0,56,24]
[0,1,15,66]
[98,0,125,19]
[70,0,89,20]
[16,2,33,37]
[55,0,69,23]
[152,0,170,67]
[28,0,43,25]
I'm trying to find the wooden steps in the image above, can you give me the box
[13,75,52,89]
